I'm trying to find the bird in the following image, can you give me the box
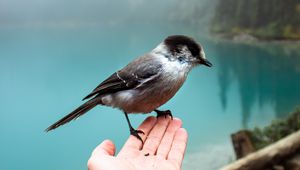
[45,35,212,143]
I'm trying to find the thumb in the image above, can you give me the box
[92,139,116,157]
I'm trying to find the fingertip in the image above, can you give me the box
[156,115,172,124]
[102,139,115,148]
[176,128,188,139]
[102,139,116,156]
[178,128,187,133]
[92,139,116,156]
[173,117,181,121]
[172,117,182,126]
[145,116,157,122]
[139,116,157,131]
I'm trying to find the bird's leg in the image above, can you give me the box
[123,112,144,144]
[154,109,173,119]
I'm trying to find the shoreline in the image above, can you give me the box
[210,32,300,44]
[204,32,300,58]
[208,32,300,57]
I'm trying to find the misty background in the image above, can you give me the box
[1,0,299,170]
[0,0,215,29]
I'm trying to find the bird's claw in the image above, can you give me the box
[155,109,173,119]
[130,128,144,144]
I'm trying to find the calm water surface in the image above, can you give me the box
[1,23,300,169]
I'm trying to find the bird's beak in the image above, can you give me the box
[201,58,212,67]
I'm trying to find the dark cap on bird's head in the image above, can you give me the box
[164,35,212,67]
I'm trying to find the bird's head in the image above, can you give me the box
[162,35,212,67]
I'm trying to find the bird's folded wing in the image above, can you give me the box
[82,59,162,100]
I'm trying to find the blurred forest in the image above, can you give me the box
[211,0,300,40]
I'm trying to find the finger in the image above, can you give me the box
[142,116,171,155]
[88,140,117,170]
[121,116,157,152]
[156,118,182,158]
[167,128,188,168]
[91,139,116,157]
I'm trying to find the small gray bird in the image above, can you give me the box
[46,35,212,143]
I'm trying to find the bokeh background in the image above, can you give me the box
[1,0,300,169]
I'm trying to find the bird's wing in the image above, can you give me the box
[82,55,162,100]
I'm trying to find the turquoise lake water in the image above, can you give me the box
[1,3,300,170]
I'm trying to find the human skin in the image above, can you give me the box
[87,116,188,170]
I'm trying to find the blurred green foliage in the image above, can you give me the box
[211,0,300,40]
[249,108,300,149]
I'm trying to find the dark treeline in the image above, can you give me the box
[211,0,300,40]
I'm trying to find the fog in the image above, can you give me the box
[0,0,216,29]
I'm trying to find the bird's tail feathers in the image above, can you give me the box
[45,97,100,132]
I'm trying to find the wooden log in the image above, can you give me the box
[221,130,300,170]
[231,130,256,159]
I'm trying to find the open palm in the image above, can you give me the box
[88,116,188,170]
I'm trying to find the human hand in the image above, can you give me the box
[87,116,188,170]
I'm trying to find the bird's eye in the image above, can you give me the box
[178,56,184,62]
